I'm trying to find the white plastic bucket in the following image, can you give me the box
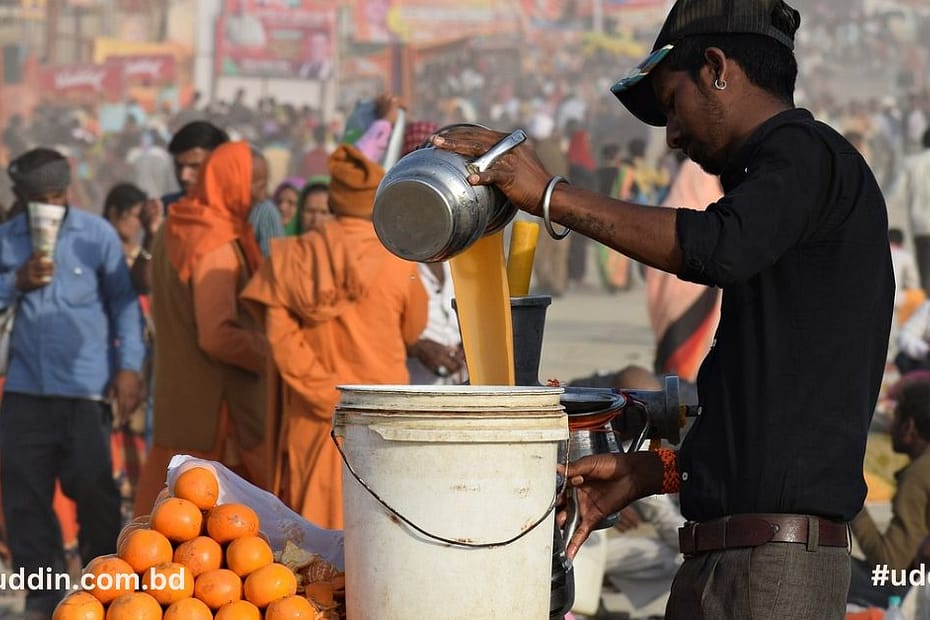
[333,385,568,620]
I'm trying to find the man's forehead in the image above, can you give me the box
[175,147,209,163]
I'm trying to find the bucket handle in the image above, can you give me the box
[331,429,560,549]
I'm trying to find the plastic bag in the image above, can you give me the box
[165,455,345,570]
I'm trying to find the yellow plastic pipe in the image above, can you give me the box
[506,221,540,297]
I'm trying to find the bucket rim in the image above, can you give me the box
[336,384,564,395]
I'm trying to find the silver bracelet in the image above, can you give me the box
[542,175,570,240]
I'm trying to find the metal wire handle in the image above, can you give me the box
[331,429,563,549]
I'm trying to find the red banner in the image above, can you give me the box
[105,54,176,86]
[215,7,336,79]
[38,63,125,99]
[353,0,522,44]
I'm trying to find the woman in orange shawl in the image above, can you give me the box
[242,144,427,529]
[133,141,272,516]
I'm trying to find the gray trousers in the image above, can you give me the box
[666,542,850,619]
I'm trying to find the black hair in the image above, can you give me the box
[601,144,620,162]
[897,379,930,441]
[664,31,798,106]
[168,121,229,156]
[10,147,66,176]
[104,183,147,217]
[299,181,329,205]
[889,228,904,245]
[628,138,647,159]
[8,147,69,201]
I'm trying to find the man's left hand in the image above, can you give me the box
[557,450,664,560]
[109,369,142,425]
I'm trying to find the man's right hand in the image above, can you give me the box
[375,93,402,126]
[431,127,552,216]
[409,339,464,376]
[16,252,54,292]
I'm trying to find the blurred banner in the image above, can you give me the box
[215,2,337,79]
[352,0,522,44]
[106,54,177,86]
[38,63,126,100]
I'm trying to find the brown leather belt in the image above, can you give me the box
[678,514,851,555]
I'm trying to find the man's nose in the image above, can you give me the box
[181,169,197,185]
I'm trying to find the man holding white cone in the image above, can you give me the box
[0,147,145,619]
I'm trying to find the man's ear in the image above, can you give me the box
[904,416,920,442]
[703,47,730,87]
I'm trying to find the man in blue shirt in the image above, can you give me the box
[0,147,145,618]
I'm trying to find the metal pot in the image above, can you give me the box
[372,125,526,263]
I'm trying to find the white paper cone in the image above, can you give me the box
[27,202,66,256]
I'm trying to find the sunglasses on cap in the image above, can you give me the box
[609,44,675,103]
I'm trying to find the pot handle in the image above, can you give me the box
[468,129,527,174]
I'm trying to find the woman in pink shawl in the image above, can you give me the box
[645,160,724,382]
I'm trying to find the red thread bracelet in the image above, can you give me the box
[655,448,680,494]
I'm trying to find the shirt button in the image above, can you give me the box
[681,472,689,481]
[74,267,83,275]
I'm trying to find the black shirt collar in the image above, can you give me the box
[720,108,815,190]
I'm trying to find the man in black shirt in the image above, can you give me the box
[432,0,893,617]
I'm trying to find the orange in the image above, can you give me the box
[206,503,260,543]
[52,591,104,620]
[104,592,161,620]
[117,528,173,573]
[226,535,273,577]
[173,535,224,577]
[151,497,203,543]
[193,568,242,610]
[82,555,136,605]
[265,595,317,619]
[243,562,297,608]
[115,516,150,552]
[173,466,220,510]
[163,597,213,620]
[140,561,194,605]
[215,599,262,620]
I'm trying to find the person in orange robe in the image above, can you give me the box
[133,141,272,516]
[241,144,428,530]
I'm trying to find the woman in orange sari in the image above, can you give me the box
[242,144,427,529]
[133,141,272,516]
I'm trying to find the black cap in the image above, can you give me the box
[611,0,801,127]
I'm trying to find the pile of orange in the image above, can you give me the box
[54,466,327,620]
